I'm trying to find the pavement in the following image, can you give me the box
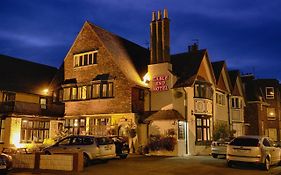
[8,155,281,175]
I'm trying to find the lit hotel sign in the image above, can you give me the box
[152,75,169,92]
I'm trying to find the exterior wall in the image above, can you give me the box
[230,96,245,137]
[64,22,135,116]
[16,93,39,104]
[245,103,265,136]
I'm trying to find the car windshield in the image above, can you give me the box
[229,137,259,146]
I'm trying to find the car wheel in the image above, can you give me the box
[227,160,233,167]
[212,153,218,158]
[263,157,270,171]
[83,153,90,167]
[120,154,128,159]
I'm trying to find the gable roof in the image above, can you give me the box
[171,49,215,87]
[0,54,58,95]
[228,70,239,89]
[211,61,225,82]
[87,22,150,85]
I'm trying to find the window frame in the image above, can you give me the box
[0,119,5,143]
[267,107,276,120]
[195,116,211,144]
[266,87,274,99]
[73,50,98,68]
[21,119,50,143]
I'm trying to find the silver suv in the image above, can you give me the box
[227,135,281,170]
[43,135,116,166]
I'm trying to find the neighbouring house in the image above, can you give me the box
[228,70,246,137]
[242,74,281,142]
[211,61,232,137]
[0,54,64,150]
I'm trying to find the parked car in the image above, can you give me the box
[0,153,13,174]
[226,135,281,170]
[109,136,130,159]
[43,135,116,166]
[211,138,231,158]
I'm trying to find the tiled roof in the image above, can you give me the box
[0,54,58,95]
[228,70,239,89]
[87,22,150,85]
[171,49,207,87]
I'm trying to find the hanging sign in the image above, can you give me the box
[152,75,169,92]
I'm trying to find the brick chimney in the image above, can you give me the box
[150,9,170,64]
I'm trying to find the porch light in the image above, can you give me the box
[143,72,151,84]
[43,88,49,95]
[270,112,275,116]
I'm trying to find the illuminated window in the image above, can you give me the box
[63,87,71,101]
[89,117,111,135]
[21,119,50,143]
[65,118,86,135]
[40,97,47,109]
[71,87,77,100]
[92,84,101,98]
[59,89,63,102]
[178,121,185,140]
[74,51,98,67]
[267,108,276,120]
[0,119,5,143]
[196,116,210,144]
[266,87,274,99]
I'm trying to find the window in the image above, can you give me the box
[74,51,98,67]
[3,92,15,102]
[266,87,274,99]
[65,118,86,135]
[216,93,225,105]
[21,119,50,143]
[52,91,57,103]
[267,108,276,120]
[178,121,185,140]
[63,87,71,101]
[59,89,63,102]
[71,87,77,100]
[268,128,277,141]
[0,119,5,143]
[195,116,210,143]
[40,97,47,109]
[89,117,110,136]
[231,97,241,109]
[194,82,213,99]
[92,84,101,98]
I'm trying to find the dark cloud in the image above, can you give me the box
[1,0,281,80]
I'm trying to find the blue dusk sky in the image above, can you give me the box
[1,0,281,80]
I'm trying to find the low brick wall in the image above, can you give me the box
[13,154,35,169]
[12,152,83,172]
[40,155,73,171]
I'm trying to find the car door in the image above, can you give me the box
[96,137,115,158]
[51,137,73,153]
[263,138,278,164]
[268,138,280,164]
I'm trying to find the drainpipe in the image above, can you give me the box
[183,87,188,155]
[227,94,231,133]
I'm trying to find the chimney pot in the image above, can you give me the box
[163,9,168,18]
[152,11,156,21]
[157,10,162,20]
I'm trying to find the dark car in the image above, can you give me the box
[0,153,13,174]
[110,136,130,159]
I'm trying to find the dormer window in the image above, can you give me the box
[266,87,274,99]
[74,50,98,67]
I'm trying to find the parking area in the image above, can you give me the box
[10,155,281,175]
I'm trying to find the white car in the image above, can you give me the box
[211,139,230,158]
[43,135,116,166]
[226,135,281,170]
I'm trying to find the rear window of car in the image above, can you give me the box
[229,138,259,146]
[96,137,114,145]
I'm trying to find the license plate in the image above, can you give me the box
[0,165,6,169]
